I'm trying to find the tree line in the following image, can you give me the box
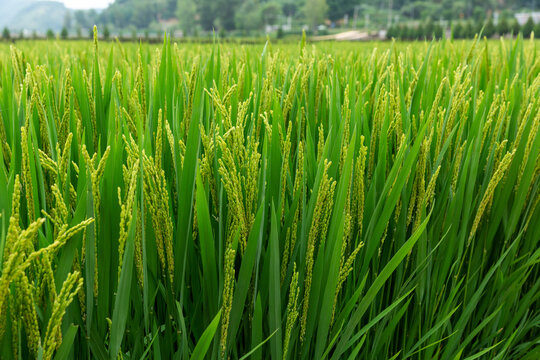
[71,0,537,34]
[387,17,539,40]
[2,0,538,40]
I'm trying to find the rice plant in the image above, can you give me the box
[0,30,539,359]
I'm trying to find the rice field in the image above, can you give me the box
[0,30,539,359]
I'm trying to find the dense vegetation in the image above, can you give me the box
[0,31,539,359]
[85,0,538,34]
[387,17,540,41]
[1,0,539,39]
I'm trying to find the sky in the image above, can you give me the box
[60,0,114,9]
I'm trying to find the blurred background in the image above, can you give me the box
[0,0,539,41]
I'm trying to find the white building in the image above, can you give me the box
[515,12,540,25]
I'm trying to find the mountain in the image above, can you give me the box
[0,0,36,27]
[5,1,68,33]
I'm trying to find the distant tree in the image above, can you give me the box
[2,27,10,40]
[464,20,476,38]
[401,2,429,20]
[404,25,412,40]
[19,30,24,40]
[473,20,483,36]
[305,0,328,31]
[386,25,397,39]
[395,25,406,40]
[89,27,94,39]
[434,23,444,39]
[453,22,464,39]
[76,27,82,38]
[424,19,435,39]
[510,19,520,35]
[61,27,69,40]
[235,0,262,32]
[484,19,495,38]
[522,17,534,37]
[103,26,110,40]
[326,0,356,22]
[395,25,404,40]
[535,21,540,37]
[442,0,466,21]
[398,25,409,40]
[46,29,55,39]
[177,0,197,36]
[165,0,177,15]
[262,2,282,27]
[408,25,418,40]
[192,0,240,31]
[497,18,509,36]
[198,0,217,30]
[472,6,484,22]
[394,25,403,39]
[132,1,156,28]
[102,4,132,28]
[282,1,298,18]
[215,0,242,30]
[277,26,284,38]
[412,24,426,40]
[32,30,38,40]
[404,25,415,40]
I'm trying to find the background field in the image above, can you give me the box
[0,36,539,359]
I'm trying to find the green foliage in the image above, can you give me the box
[61,27,69,40]
[433,23,444,38]
[1,27,9,40]
[277,26,285,39]
[388,21,444,40]
[464,20,478,38]
[305,0,329,30]
[511,19,521,35]
[522,17,534,37]
[0,35,539,360]
[103,25,110,40]
[497,18,510,36]
[326,0,356,21]
[423,19,434,37]
[177,0,197,36]
[484,18,496,38]
[235,0,263,32]
[452,21,463,39]
[0,0,538,37]
[261,2,281,26]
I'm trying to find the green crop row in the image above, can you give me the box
[0,31,539,359]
